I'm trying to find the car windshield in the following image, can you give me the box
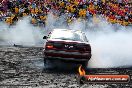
[49,30,83,41]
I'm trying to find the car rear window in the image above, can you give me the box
[49,30,84,42]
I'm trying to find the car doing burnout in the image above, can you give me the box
[43,29,91,67]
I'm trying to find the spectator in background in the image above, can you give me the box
[0,0,131,26]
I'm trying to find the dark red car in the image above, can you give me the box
[43,29,91,68]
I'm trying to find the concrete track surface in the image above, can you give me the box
[0,46,132,88]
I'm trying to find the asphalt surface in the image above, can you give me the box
[0,46,132,88]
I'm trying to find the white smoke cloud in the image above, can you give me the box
[0,14,132,68]
[0,16,44,46]
[88,30,132,68]
[84,17,132,68]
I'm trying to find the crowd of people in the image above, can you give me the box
[0,0,131,26]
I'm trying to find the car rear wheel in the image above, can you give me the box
[44,58,57,69]
[44,58,51,68]
[81,61,88,69]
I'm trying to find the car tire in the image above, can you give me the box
[81,61,88,69]
[44,58,57,69]
[44,58,49,68]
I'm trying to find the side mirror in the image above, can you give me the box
[43,36,48,39]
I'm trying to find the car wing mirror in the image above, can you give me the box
[43,36,48,39]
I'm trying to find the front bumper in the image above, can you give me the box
[44,50,91,61]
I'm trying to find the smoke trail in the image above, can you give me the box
[0,16,45,46]
[88,28,132,68]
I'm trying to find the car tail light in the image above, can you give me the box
[76,44,91,52]
[45,42,63,49]
[45,42,54,49]
[46,45,54,49]
[77,46,85,51]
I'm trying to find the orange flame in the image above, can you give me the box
[78,65,86,76]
